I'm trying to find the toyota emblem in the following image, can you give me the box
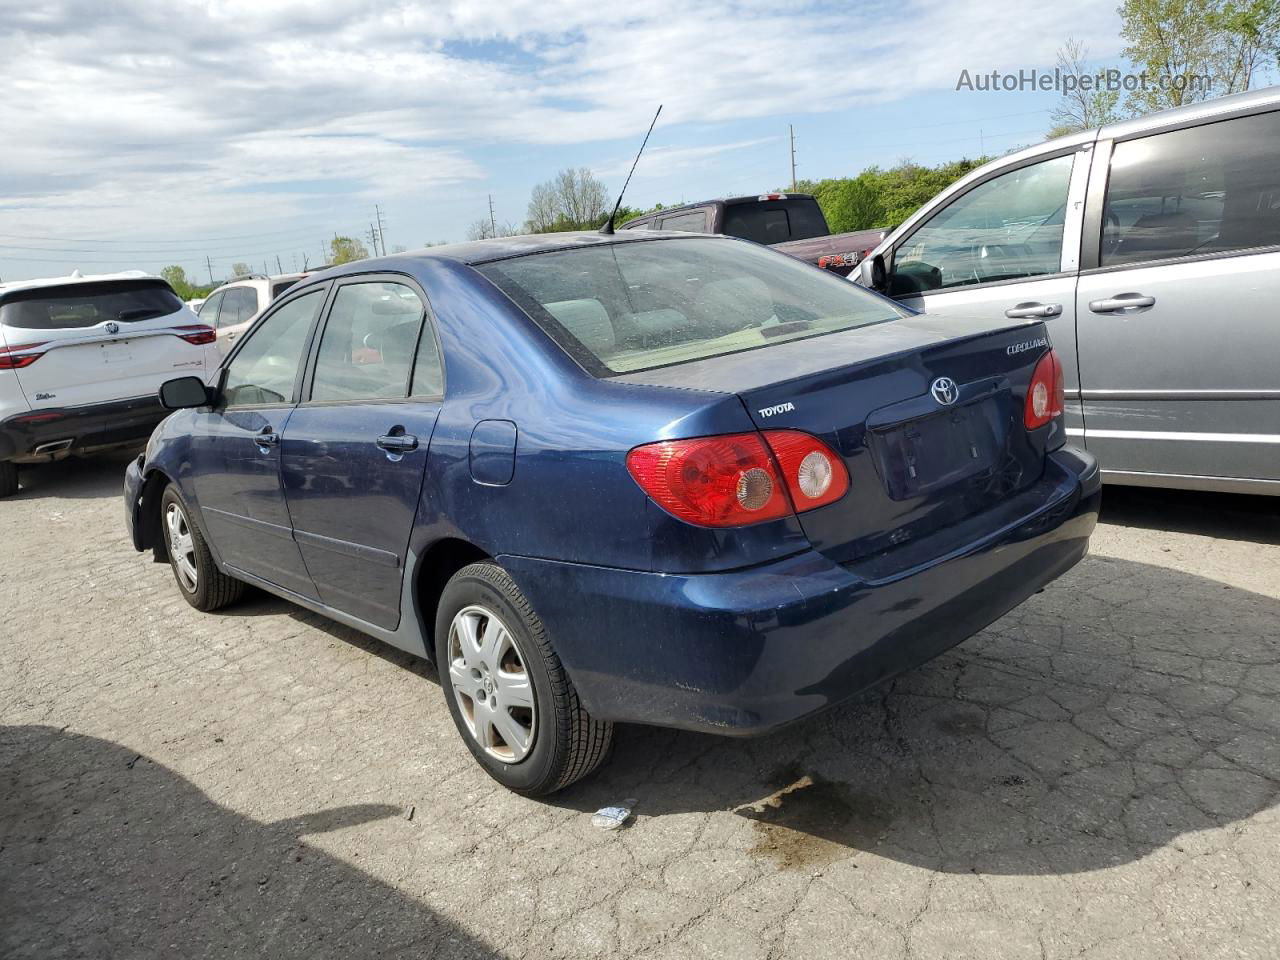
[930,376,959,406]
[105,321,120,335]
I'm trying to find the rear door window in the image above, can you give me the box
[222,287,260,325]
[0,280,184,330]
[309,282,426,402]
[659,210,708,233]
[1101,110,1280,266]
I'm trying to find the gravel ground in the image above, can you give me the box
[2,451,1278,959]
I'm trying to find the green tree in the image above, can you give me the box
[161,265,189,291]
[1211,0,1280,89]
[230,262,252,278]
[329,236,369,265]
[1120,0,1236,112]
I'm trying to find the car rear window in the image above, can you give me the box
[477,237,907,375]
[272,279,299,299]
[723,199,827,245]
[0,280,184,330]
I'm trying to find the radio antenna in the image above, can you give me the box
[599,104,662,235]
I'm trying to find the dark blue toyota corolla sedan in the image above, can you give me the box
[125,231,1100,794]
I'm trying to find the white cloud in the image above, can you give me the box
[0,0,1124,276]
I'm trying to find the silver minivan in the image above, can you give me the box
[859,87,1280,496]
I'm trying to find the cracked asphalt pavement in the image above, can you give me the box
[2,451,1279,959]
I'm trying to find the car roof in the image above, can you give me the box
[1100,85,1280,140]
[311,231,722,280]
[0,269,162,300]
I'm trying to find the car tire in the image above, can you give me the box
[435,561,613,796]
[160,485,245,612]
[0,462,17,498]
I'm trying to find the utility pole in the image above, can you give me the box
[263,260,269,275]
[488,194,497,238]
[375,204,387,256]
[789,124,797,192]
[979,128,985,157]
[368,223,380,256]
[206,255,214,284]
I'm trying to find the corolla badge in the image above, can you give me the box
[930,376,959,406]
[105,321,120,335]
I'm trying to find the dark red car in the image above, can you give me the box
[619,194,885,275]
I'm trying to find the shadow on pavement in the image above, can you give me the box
[7,448,141,503]
[0,725,495,959]
[550,553,1280,875]
[1099,484,1280,545]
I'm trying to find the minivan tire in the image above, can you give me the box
[160,485,245,612]
[435,561,613,796]
[0,462,17,498]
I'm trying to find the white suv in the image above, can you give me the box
[0,270,217,497]
[197,273,307,356]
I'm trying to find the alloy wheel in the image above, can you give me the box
[165,502,198,593]
[446,605,537,763]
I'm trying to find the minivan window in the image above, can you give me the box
[272,279,299,299]
[222,289,324,407]
[891,154,1074,295]
[0,280,184,330]
[310,282,425,403]
[478,237,908,375]
[1101,110,1280,267]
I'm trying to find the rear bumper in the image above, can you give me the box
[0,395,166,463]
[500,446,1100,736]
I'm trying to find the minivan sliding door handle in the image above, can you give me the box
[1005,302,1062,319]
[1089,293,1156,313]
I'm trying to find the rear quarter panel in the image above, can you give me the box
[405,258,812,574]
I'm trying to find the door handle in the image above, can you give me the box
[376,433,419,453]
[1089,293,1156,313]
[1005,302,1062,319]
[255,430,279,449]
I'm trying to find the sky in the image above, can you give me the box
[0,0,1131,284]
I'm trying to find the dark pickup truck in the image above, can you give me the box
[619,193,885,276]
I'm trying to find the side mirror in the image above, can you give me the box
[159,376,213,410]
[860,253,888,292]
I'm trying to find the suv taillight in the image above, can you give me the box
[1024,349,1065,430]
[626,430,849,528]
[0,341,48,370]
[174,325,216,346]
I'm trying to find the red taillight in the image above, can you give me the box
[174,325,216,346]
[762,430,850,512]
[1024,349,1065,429]
[0,341,48,370]
[626,433,791,528]
[626,430,850,528]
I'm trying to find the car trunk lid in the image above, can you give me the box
[617,315,1055,565]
